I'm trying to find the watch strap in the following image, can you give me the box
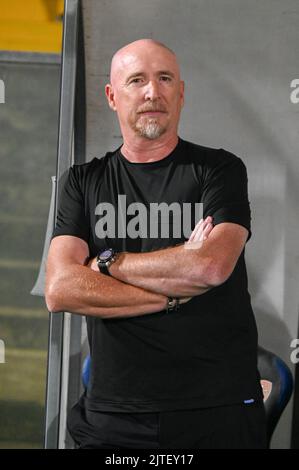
[99,263,111,276]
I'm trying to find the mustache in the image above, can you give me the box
[137,103,167,113]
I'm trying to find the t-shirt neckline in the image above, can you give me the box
[117,137,182,167]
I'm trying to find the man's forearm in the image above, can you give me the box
[45,264,167,319]
[107,242,214,298]
[88,217,216,298]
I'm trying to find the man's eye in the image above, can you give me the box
[130,78,142,84]
[160,76,172,82]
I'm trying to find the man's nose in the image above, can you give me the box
[144,80,160,100]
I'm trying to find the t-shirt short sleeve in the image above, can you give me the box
[52,166,90,243]
[201,150,252,241]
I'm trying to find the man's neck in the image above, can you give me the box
[120,134,179,163]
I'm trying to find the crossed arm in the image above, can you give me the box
[45,216,248,319]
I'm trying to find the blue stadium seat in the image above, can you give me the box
[82,354,91,389]
[258,346,293,443]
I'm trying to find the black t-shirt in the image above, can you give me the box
[53,138,263,412]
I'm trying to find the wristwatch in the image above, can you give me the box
[96,248,118,276]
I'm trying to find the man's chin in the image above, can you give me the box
[137,127,166,140]
[134,121,167,140]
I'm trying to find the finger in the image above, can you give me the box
[188,216,212,242]
[187,218,203,243]
[201,222,214,240]
[190,217,213,242]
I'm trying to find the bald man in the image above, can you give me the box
[46,39,267,449]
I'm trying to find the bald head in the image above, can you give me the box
[110,39,180,85]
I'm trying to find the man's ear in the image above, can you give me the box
[105,84,117,111]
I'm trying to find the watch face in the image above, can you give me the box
[99,248,113,262]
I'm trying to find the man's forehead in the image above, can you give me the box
[110,42,180,83]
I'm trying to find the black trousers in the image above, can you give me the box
[67,395,268,449]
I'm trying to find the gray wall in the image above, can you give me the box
[81,0,299,448]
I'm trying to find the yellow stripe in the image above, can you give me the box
[4,348,47,359]
[0,0,64,22]
[0,259,40,269]
[0,0,64,53]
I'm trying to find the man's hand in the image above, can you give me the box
[185,215,214,247]
[178,216,214,304]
